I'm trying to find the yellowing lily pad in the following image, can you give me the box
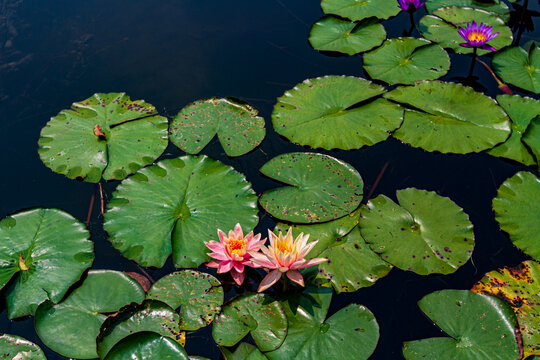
[0,334,46,360]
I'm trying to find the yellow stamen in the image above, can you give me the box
[467,31,487,42]
[276,238,293,255]
[227,238,247,255]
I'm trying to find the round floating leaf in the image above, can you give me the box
[169,98,265,157]
[104,332,189,360]
[488,94,540,166]
[0,334,46,360]
[38,92,168,182]
[524,116,540,163]
[384,81,510,153]
[360,188,474,275]
[419,7,513,55]
[308,16,386,55]
[493,41,540,94]
[493,171,540,260]
[104,155,258,268]
[425,0,510,21]
[363,37,450,85]
[35,270,146,359]
[321,0,401,21]
[0,208,94,319]
[97,299,185,359]
[272,76,403,150]
[259,152,364,223]
[221,342,268,360]
[402,290,520,360]
[266,286,379,360]
[472,260,540,357]
[146,270,224,331]
[212,293,287,352]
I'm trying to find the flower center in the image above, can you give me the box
[227,238,247,256]
[467,31,487,43]
[276,239,293,255]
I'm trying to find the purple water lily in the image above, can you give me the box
[398,0,425,11]
[458,21,499,52]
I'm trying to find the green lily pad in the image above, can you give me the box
[38,92,168,183]
[146,270,224,331]
[472,260,540,358]
[104,155,258,268]
[488,94,540,166]
[212,293,287,352]
[524,116,540,163]
[384,81,510,153]
[419,7,513,56]
[493,41,540,94]
[97,299,185,359]
[34,270,146,359]
[425,0,510,21]
[360,188,474,275]
[0,334,46,360]
[493,171,540,260]
[321,0,401,21]
[104,332,189,360]
[402,290,520,359]
[363,38,450,85]
[272,76,403,150]
[308,16,386,55]
[169,97,265,157]
[259,152,364,223]
[265,287,379,360]
[0,208,94,319]
[221,343,268,360]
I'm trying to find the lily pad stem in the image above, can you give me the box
[467,48,477,79]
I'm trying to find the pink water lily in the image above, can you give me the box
[398,0,425,11]
[458,21,499,51]
[205,223,265,286]
[249,228,327,292]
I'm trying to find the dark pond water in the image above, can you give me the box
[0,0,538,359]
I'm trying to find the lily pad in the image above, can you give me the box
[34,270,146,359]
[308,16,386,55]
[360,188,474,275]
[425,0,510,21]
[419,7,513,55]
[471,260,540,357]
[169,97,265,157]
[38,92,168,182]
[488,94,540,166]
[493,41,540,94]
[104,155,258,268]
[272,76,403,150]
[363,38,450,85]
[524,116,540,163]
[259,152,364,223]
[384,81,510,153]
[265,286,379,360]
[0,208,94,319]
[402,290,520,359]
[321,0,401,21]
[212,293,287,352]
[0,334,46,360]
[493,171,540,260]
[104,332,189,360]
[97,299,185,359]
[221,343,268,360]
[146,270,224,331]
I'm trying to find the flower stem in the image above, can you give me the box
[475,58,513,94]
[406,10,415,36]
[282,276,288,293]
[467,48,477,78]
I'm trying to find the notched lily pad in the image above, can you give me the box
[493,41,539,94]
[321,0,401,21]
[524,116,540,163]
[0,334,46,360]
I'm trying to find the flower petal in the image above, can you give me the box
[291,257,328,269]
[206,260,220,268]
[217,230,228,243]
[233,261,245,273]
[208,251,229,261]
[233,223,243,238]
[480,44,497,52]
[249,251,278,268]
[218,260,233,273]
[205,240,225,252]
[286,270,305,287]
[258,269,282,292]
[231,268,245,286]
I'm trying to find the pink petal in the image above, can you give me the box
[233,223,243,238]
[249,251,278,269]
[217,230,227,243]
[231,268,245,286]
[291,257,327,270]
[286,270,304,287]
[231,253,244,262]
[297,240,318,260]
[208,252,229,261]
[258,269,282,292]
[205,240,225,253]
[206,260,220,268]
[218,260,233,273]
[233,261,245,273]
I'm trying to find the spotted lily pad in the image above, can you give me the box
[493,171,540,260]
[221,343,268,360]
[212,293,287,352]
[472,260,540,357]
[0,208,94,319]
[308,16,386,55]
[169,98,265,157]
[425,0,510,21]
[146,270,224,331]
[419,7,513,55]
[104,155,258,268]
[360,188,474,275]
[104,332,189,360]
[493,41,540,94]
[0,334,46,360]
[265,286,379,360]
[384,81,510,153]
[272,76,403,150]
[34,270,146,359]
[38,93,168,182]
[259,152,363,223]
[488,94,540,166]
[524,116,540,163]
[403,290,520,359]
[321,0,401,21]
[363,38,450,85]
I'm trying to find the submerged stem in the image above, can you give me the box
[467,48,478,78]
